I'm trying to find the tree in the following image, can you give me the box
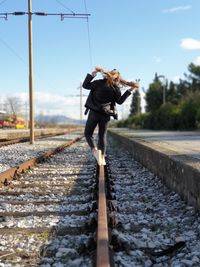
[177,63,200,97]
[187,63,200,91]
[4,97,22,115]
[176,79,190,99]
[188,63,200,80]
[145,74,163,112]
[130,90,141,116]
[167,81,179,105]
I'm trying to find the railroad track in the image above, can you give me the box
[1,133,200,267]
[0,131,84,175]
[0,128,79,148]
[0,137,98,267]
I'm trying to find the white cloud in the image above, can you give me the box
[194,56,200,66]
[180,38,200,50]
[35,92,88,119]
[162,5,191,13]
[3,92,88,120]
[1,90,135,120]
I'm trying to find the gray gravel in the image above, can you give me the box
[2,131,200,266]
[0,137,95,267]
[108,137,200,267]
[0,133,81,173]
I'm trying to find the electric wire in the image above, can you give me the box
[0,35,60,94]
[0,0,7,7]
[55,0,75,15]
[0,36,27,66]
[84,0,93,70]
[0,39,62,96]
[0,3,91,94]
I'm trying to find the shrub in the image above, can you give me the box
[115,92,200,130]
[196,108,200,129]
[157,103,181,130]
[179,92,200,129]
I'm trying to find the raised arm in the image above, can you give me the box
[82,70,98,90]
[116,82,139,104]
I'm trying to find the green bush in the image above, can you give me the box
[196,108,200,129]
[156,103,181,130]
[179,92,200,129]
[138,113,152,129]
[115,119,128,128]
[115,92,200,130]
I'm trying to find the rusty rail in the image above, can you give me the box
[0,136,83,184]
[0,128,80,147]
[96,165,111,267]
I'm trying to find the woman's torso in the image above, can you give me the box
[92,79,120,104]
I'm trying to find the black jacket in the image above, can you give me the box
[83,74,131,116]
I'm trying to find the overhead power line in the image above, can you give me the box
[0,1,91,144]
[0,36,27,65]
[0,11,90,21]
[0,0,7,7]
[55,0,75,15]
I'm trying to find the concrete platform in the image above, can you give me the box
[108,128,200,210]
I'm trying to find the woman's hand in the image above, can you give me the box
[128,82,140,92]
[91,70,97,77]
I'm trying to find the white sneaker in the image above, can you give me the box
[101,155,106,165]
[93,150,102,165]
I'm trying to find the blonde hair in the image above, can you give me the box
[95,66,135,87]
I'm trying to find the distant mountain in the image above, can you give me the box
[35,114,85,125]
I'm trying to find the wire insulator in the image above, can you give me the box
[0,14,7,20]
[34,12,47,16]
[13,12,26,16]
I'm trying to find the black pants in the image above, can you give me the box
[84,110,110,155]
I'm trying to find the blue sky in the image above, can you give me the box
[0,0,200,119]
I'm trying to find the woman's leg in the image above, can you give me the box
[97,115,110,155]
[84,110,99,150]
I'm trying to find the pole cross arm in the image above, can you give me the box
[60,13,90,21]
[0,13,8,20]
[0,12,26,18]
[0,11,90,20]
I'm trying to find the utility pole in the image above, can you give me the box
[0,5,90,144]
[137,91,141,115]
[158,75,166,105]
[0,4,90,143]
[28,0,34,143]
[163,85,166,104]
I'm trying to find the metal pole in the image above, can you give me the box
[137,92,140,114]
[28,0,34,144]
[80,82,82,122]
[158,75,166,105]
[163,84,166,105]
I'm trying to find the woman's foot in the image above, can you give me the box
[92,148,102,165]
[101,154,106,165]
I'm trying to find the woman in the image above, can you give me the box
[82,66,139,165]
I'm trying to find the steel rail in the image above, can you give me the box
[96,165,110,267]
[0,128,79,147]
[0,136,83,184]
